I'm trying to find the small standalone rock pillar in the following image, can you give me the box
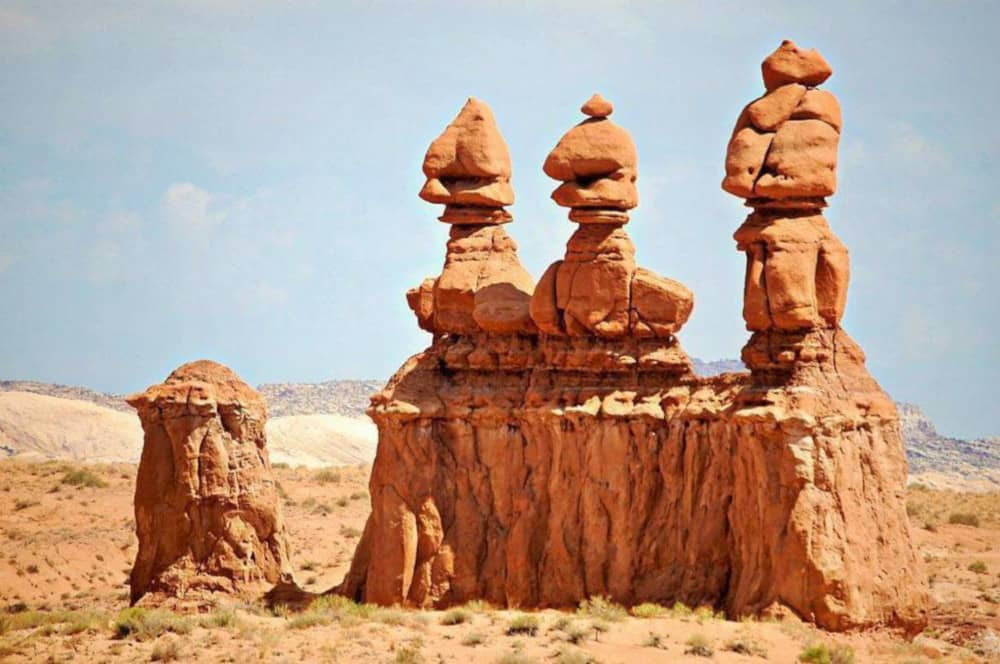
[127,360,292,604]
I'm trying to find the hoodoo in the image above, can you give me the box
[127,360,292,604]
[339,49,928,632]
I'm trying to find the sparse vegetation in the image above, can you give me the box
[630,602,666,618]
[799,642,856,664]
[315,469,342,484]
[61,468,108,488]
[969,560,988,574]
[505,614,539,636]
[461,631,486,646]
[113,607,192,640]
[150,635,182,661]
[440,608,471,625]
[576,596,626,622]
[642,632,666,648]
[724,632,769,657]
[949,512,981,527]
[685,632,715,657]
[13,498,39,511]
[339,525,362,538]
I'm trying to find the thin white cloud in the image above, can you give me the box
[0,5,53,55]
[161,182,226,229]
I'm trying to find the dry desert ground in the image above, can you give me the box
[1,459,998,663]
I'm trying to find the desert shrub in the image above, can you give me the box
[394,645,425,664]
[670,601,693,618]
[300,560,319,572]
[335,496,350,507]
[494,654,539,664]
[440,608,471,625]
[61,468,108,488]
[374,607,407,625]
[724,633,768,657]
[339,525,362,538]
[563,622,589,644]
[685,632,714,657]
[799,642,856,664]
[13,499,39,511]
[199,609,237,629]
[969,560,988,574]
[554,647,595,664]
[272,462,290,469]
[463,599,493,612]
[62,609,108,635]
[643,632,666,648]
[576,596,626,622]
[150,635,182,661]
[694,605,724,622]
[315,469,342,484]
[350,491,368,501]
[505,614,539,636]
[948,512,980,527]
[461,632,486,646]
[25,564,38,574]
[287,611,332,629]
[630,602,666,618]
[113,607,191,640]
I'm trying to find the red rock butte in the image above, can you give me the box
[127,360,292,605]
[337,44,929,633]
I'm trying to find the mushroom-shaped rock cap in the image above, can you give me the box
[544,95,638,216]
[126,359,266,416]
[419,98,514,210]
[762,40,832,91]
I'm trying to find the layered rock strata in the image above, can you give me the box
[409,98,535,336]
[127,360,292,604]
[340,56,928,633]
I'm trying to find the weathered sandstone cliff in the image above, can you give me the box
[339,44,928,633]
[127,360,292,604]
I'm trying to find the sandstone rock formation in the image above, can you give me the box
[339,51,927,634]
[127,360,292,604]
[409,98,535,336]
[531,95,694,339]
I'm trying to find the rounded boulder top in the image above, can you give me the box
[761,40,833,90]
[128,359,265,413]
[581,93,613,118]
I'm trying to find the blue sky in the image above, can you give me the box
[1,1,997,438]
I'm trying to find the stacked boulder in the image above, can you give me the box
[408,98,535,336]
[722,41,850,357]
[531,95,694,338]
[127,360,292,604]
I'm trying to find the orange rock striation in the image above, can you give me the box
[338,46,928,633]
[127,360,292,604]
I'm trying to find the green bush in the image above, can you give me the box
[576,596,626,622]
[505,613,539,636]
[440,608,471,625]
[630,602,666,618]
[61,468,108,488]
[969,560,988,574]
[685,633,714,657]
[799,642,856,664]
[113,607,191,640]
[948,512,980,527]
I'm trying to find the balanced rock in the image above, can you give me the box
[723,40,841,201]
[532,96,693,338]
[127,360,292,604]
[409,98,535,335]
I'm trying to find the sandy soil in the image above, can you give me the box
[1,459,997,663]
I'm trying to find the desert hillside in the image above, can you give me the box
[0,391,376,468]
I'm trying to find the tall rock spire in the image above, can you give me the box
[722,41,849,369]
[408,98,535,335]
[530,94,693,339]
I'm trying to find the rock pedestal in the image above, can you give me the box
[339,58,928,634]
[127,360,292,604]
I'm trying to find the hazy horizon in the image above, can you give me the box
[1,1,997,439]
